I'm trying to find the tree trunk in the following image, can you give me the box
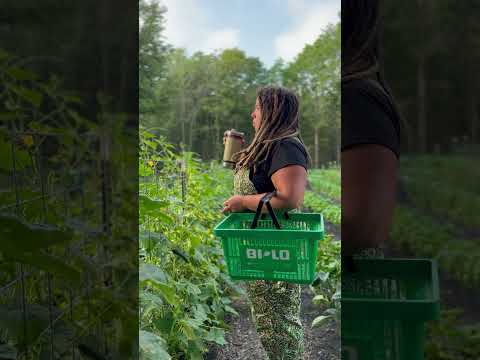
[314,127,319,168]
[417,54,427,153]
[336,115,341,163]
[470,93,478,144]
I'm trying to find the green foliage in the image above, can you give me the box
[392,157,480,288]
[303,191,340,226]
[304,168,341,332]
[426,309,480,360]
[311,234,341,332]
[400,155,480,229]
[308,169,341,201]
[139,129,242,359]
[393,156,480,358]
[0,49,138,359]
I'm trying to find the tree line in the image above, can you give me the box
[140,0,340,167]
[382,0,480,154]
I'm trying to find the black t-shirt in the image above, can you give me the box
[341,78,401,158]
[249,137,309,194]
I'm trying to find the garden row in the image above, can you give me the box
[304,169,341,330]
[139,133,342,359]
[393,156,480,360]
[139,130,240,360]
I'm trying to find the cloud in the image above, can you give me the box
[160,0,240,54]
[203,28,240,53]
[274,1,339,63]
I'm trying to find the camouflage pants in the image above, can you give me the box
[246,280,304,360]
[233,167,304,359]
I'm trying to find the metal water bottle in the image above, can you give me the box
[222,129,245,169]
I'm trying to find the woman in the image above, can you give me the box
[341,0,402,257]
[222,86,311,360]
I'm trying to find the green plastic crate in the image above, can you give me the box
[214,211,324,284]
[341,258,440,360]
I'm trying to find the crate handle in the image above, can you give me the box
[250,191,289,229]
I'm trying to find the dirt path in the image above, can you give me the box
[206,285,340,360]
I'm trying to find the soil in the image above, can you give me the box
[206,285,340,360]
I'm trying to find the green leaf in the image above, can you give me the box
[6,67,37,81]
[8,84,43,107]
[312,315,331,328]
[140,291,163,307]
[0,344,17,359]
[139,330,171,360]
[151,283,177,306]
[7,252,81,284]
[153,312,174,333]
[205,327,226,345]
[312,294,327,305]
[0,215,74,255]
[139,195,172,224]
[193,304,208,323]
[0,49,12,60]
[0,137,30,171]
[143,139,158,149]
[140,263,168,284]
[63,94,82,104]
[224,305,239,316]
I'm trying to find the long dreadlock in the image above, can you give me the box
[342,0,404,132]
[233,86,311,173]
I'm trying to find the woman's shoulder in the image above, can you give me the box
[272,137,307,157]
[265,137,308,177]
[342,78,401,158]
[342,78,396,118]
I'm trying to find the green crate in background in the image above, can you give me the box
[214,212,324,284]
[342,258,440,360]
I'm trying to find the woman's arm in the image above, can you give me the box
[341,144,398,256]
[222,165,307,213]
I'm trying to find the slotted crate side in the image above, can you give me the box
[342,259,439,360]
[221,235,319,283]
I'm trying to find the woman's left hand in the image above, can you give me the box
[222,195,245,213]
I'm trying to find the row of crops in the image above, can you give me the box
[139,129,341,359]
[139,129,238,359]
[302,168,341,329]
[392,155,480,360]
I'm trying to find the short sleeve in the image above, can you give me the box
[267,138,308,178]
[342,81,401,158]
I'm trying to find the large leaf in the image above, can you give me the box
[311,315,331,328]
[152,283,178,306]
[6,251,81,284]
[0,215,74,255]
[8,83,43,107]
[139,195,168,213]
[205,327,226,346]
[140,291,164,308]
[139,330,171,360]
[140,263,168,284]
[6,67,37,81]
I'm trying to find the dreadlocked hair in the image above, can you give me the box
[233,86,311,173]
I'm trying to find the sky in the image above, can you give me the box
[159,0,340,68]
